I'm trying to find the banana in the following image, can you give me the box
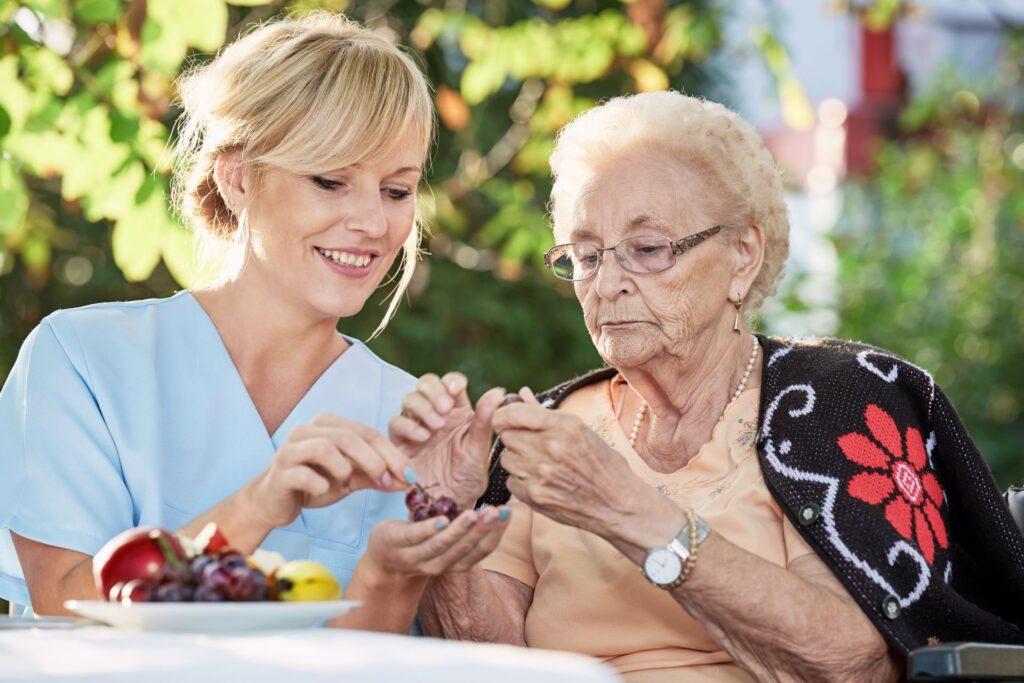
[274,560,341,602]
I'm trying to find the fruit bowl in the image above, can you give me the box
[64,599,362,633]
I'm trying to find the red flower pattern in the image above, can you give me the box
[838,404,948,564]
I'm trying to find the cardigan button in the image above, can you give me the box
[797,503,820,526]
[882,596,901,620]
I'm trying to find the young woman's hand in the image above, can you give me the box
[245,413,412,529]
[364,506,511,578]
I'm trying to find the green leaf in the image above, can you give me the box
[61,106,132,200]
[0,55,33,133]
[0,157,29,235]
[139,18,189,74]
[177,0,228,52]
[161,223,197,287]
[82,159,145,222]
[460,60,505,106]
[75,0,122,24]
[20,232,51,271]
[21,0,68,19]
[111,177,167,281]
[141,0,227,74]
[95,59,141,115]
[21,47,75,96]
[0,105,11,140]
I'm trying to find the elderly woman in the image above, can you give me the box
[390,92,1024,681]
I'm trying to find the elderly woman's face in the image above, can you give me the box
[561,151,740,368]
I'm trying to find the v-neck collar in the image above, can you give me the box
[604,375,760,486]
[183,290,373,446]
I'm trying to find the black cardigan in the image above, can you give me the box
[478,335,1024,654]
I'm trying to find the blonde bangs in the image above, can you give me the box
[246,33,434,175]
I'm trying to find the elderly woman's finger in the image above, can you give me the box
[441,372,470,408]
[418,373,455,415]
[493,402,558,433]
[519,386,541,405]
[499,445,532,482]
[389,414,432,445]
[464,387,506,456]
[402,390,446,430]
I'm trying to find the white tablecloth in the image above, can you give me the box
[0,627,620,682]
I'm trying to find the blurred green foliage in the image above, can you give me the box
[3,0,1018,495]
[1,0,747,389]
[834,32,1024,488]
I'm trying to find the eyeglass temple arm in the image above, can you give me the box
[671,224,726,255]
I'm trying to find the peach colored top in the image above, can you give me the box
[480,377,816,682]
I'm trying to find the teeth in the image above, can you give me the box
[318,248,371,268]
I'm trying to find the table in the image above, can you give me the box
[0,627,620,682]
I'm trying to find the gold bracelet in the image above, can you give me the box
[678,508,699,583]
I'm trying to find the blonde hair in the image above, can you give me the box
[172,11,435,334]
[549,91,789,313]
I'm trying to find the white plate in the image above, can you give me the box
[64,599,361,633]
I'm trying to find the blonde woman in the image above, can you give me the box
[0,12,510,628]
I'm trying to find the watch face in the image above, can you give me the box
[644,548,683,585]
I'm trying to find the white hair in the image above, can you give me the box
[549,91,789,312]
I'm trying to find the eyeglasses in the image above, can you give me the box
[543,224,726,282]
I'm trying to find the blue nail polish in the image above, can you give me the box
[404,467,417,485]
[499,508,511,522]
[434,520,447,530]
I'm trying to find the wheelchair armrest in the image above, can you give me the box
[908,642,1024,681]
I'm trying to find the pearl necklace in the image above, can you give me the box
[628,335,761,448]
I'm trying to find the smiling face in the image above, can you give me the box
[230,136,423,321]
[560,150,741,369]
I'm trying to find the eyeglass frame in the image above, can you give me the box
[543,224,727,281]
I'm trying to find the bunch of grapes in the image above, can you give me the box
[110,548,269,604]
[405,483,461,523]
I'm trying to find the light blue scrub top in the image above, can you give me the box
[0,291,415,607]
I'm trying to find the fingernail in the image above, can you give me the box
[414,427,431,441]
[439,395,454,412]
[434,520,447,530]
[499,508,511,522]
[380,472,394,488]
[404,467,417,485]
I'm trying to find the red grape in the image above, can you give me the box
[433,497,460,521]
[201,562,233,594]
[410,504,433,522]
[225,566,268,601]
[219,551,247,570]
[194,584,225,602]
[155,581,195,603]
[120,579,156,605]
[190,554,214,577]
[405,487,430,510]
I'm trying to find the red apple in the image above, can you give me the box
[93,527,188,601]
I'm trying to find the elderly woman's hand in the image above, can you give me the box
[389,372,506,509]
[494,400,679,546]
